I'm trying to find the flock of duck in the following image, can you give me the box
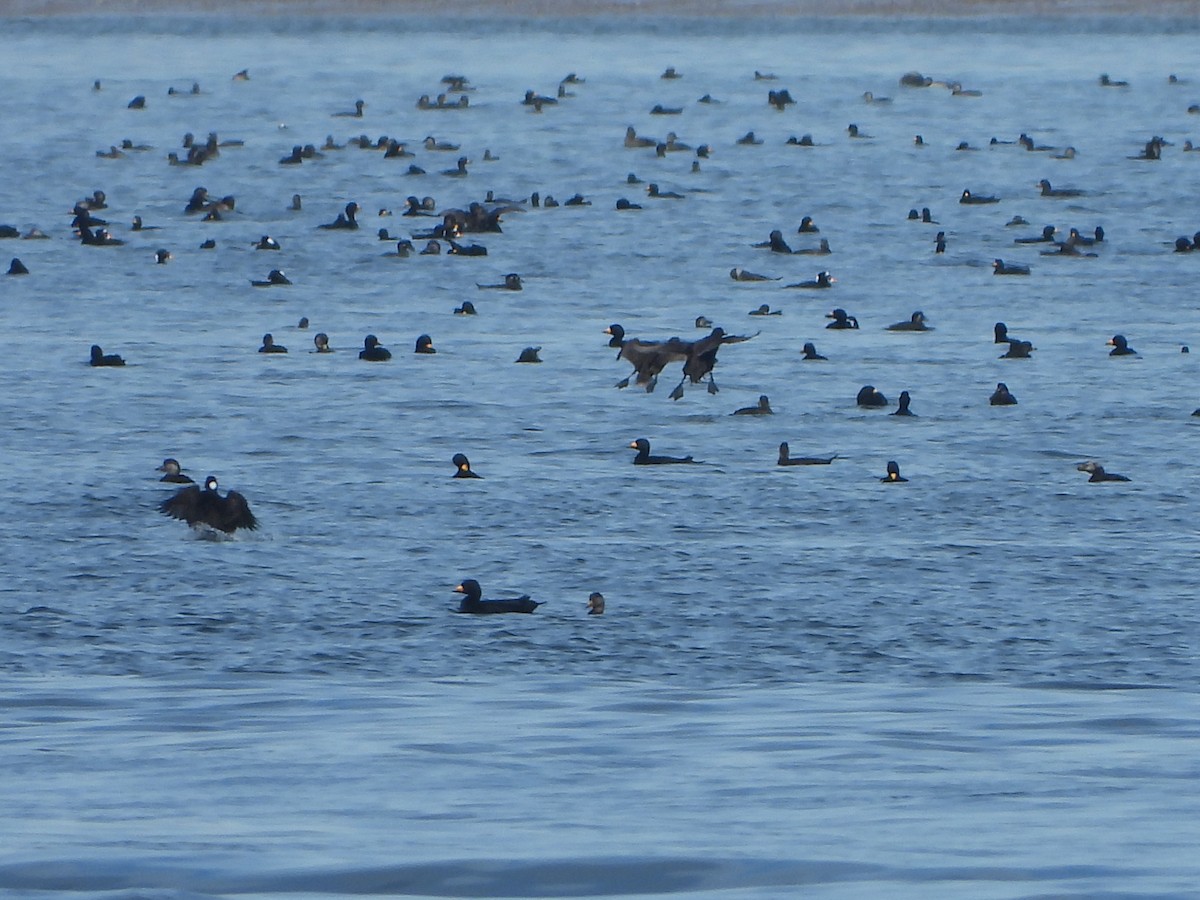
[8,57,1197,613]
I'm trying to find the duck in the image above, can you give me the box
[1038,179,1084,198]
[251,269,291,287]
[615,198,643,210]
[846,123,872,138]
[154,249,171,264]
[749,304,781,316]
[993,259,1031,275]
[754,230,793,254]
[960,189,1000,204]
[880,461,908,483]
[317,202,360,230]
[159,475,258,533]
[825,308,859,329]
[1099,73,1129,87]
[863,90,892,104]
[695,316,713,329]
[777,443,836,466]
[587,592,605,615]
[668,327,757,400]
[454,301,477,316]
[785,134,814,146]
[89,344,125,367]
[801,341,827,360]
[989,382,1018,405]
[441,156,470,177]
[8,258,29,275]
[797,216,819,233]
[786,271,835,289]
[736,131,762,145]
[130,215,158,231]
[646,183,685,199]
[731,267,778,282]
[454,579,540,614]
[516,347,542,363]
[624,126,657,148]
[649,104,683,115]
[733,395,773,415]
[1001,340,1034,359]
[796,239,832,255]
[1108,334,1137,356]
[856,385,888,408]
[414,334,436,354]
[359,334,392,361]
[629,437,697,465]
[1077,461,1130,482]
[452,453,481,478]
[891,390,916,416]
[1068,226,1104,246]
[313,333,332,353]
[255,235,281,250]
[1014,225,1058,244]
[476,273,522,290]
[887,311,932,331]
[332,99,366,118]
[156,458,194,484]
[611,333,690,392]
[258,333,287,353]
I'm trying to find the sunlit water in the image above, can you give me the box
[2,12,1200,899]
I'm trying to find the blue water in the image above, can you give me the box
[2,12,1200,899]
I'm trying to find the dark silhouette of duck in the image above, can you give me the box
[960,189,999,204]
[7,258,29,275]
[414,334,436,354]
[159,475,258,533]
[1077,461,1130,482]
[825,308,859,329]
[887,311,932,331]
[455,579,540,614]
[990,382,1018,405]
[754,230,793,254]
[796,239,832,255]
[797,216,819,233]
[1038,179,1084,198]
[259,333,287,353]
[881,461,908,483]
[318,202,359,230]
[251,269,291,287]
[749,304,781,316]
[157,458,194,484]
[777,443,836,466]
[313,333,332,353]
[857,385,888,408]
[993,259,1031,275]
[629,438,696,465]
[90,345,125,367]
[669,327,757,399]
[1014,225,1057,244]
[332,99,366,118]
[647,183,684,199]
[733,395,773,415]
[1108,334,1137,356]
[516,347,542,363]
[452,453,481,478]
[731,267,778,282]
[255,235,281,250]
[1001,340,1034,359]
[477,273,522,290]
[587,592,605,615]
[454,301,477,315]
[786,271,835,289]
[359,334,392,361]
[891,391,916,416]
[801,342,827,360]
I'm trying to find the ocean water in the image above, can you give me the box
[2,12,1200,899]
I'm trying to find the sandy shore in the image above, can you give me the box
[3,0,1200,17]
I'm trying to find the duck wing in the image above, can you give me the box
[219,490,259,532]
[159,485,202,524]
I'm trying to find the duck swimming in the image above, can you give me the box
[516,347,542,363]
[8,258,29,275]
[647,183,684,199]
[731,267,778,282]
[891,390,916,416]
[777,443,836,466]
[795,239,832,255]
[1038,179,1084,198]
[313,333,332,353]
[629,438,697,465]
[960,189,1000,204]
[797,216,819,233]
[733,395,773,415]
[990,382,1018,405]
[89,345,125,367]
[825,308,859,329]
[258,333,287,353]
[159,475,258,533]
[801,341,827,360]
[251,269,291,287]
[1108,334,1137,355]
[317,202,359,230]
[993,259,1031,275]
[587,592,605,615]
[454,301,477,316]
[887,311,932,331]
[880,461,908,483]
[359,334,392,361]
[156,458,194,484]
[755,230,793,254]
[452,453,481,478]
[477,273,522,290]
[786,271,834,289]
[454,579,540,614]
[749,304,781,316]
[856,385,888,408]
[414,334,436,354]
[1077,461,1131,482]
